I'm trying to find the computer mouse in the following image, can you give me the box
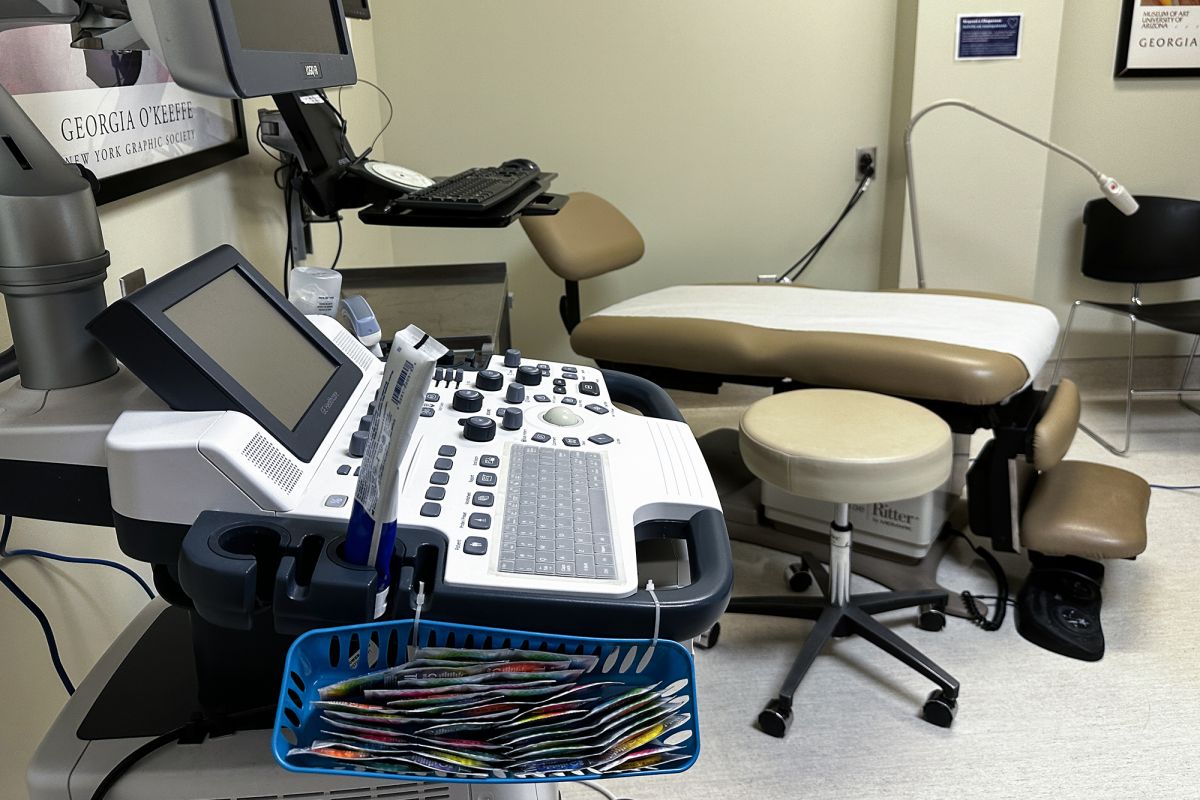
[501,157,540,172]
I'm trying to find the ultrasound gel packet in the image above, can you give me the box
[345,325,447,617]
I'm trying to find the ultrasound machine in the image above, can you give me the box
[0,3,732,799]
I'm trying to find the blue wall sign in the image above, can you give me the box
[956,14,1023,61]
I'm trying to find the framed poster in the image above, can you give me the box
[0,25,248,205]
[1115,0,1200,77]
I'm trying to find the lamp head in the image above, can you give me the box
[1098,175,1139,216]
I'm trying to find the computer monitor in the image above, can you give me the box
[344,0,371,21]
[87,245,363,461]
[129,0,358,98]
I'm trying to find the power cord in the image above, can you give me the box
[1,515,154,600]
[1150,484,1200,491]
[0,567,75,694]
[951,530,1009,632]
[777,153,876,283]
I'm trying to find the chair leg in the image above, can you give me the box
[726,595,825,620]
[1180,335,1200,418]
[854,589,948,616]
[776,604,845,703]
[842,605,959,699]
[1049,299,1082,386]
[1078,313,1136,456]
[800,551,830,596]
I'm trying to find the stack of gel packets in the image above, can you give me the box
[287,646,693,779]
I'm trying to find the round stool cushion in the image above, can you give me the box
[739,389,952,504]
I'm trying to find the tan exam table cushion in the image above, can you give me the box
[572,284,1060,407]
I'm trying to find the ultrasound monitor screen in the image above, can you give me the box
[165,270,338,430]
[230,0,345,54]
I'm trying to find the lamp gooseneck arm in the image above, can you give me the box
[903,98,1105,289]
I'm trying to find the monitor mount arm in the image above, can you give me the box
[0,2,131,390]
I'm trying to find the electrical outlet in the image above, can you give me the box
[855,146,877,181]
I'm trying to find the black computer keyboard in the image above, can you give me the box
[386,166,542,213]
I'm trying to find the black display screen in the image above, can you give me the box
[230,0,345,54]
[164,270,338,430]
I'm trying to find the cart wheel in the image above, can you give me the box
[786,562,812,592]
[695,622,721,650]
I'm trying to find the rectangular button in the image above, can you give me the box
[579,381,600,396]
[324,495,348,508]
[472,492,495,507]
[438,445,457,457]
[597,566,616,578]
[420,502,441,517]
[476,473,497,486]
[468,513,492,530]
[463,536,487,556]
[425,487,446,501]
[336,464,351,476]
[434,457,454,471]
[430,472,450,485]
[480,455,500,468]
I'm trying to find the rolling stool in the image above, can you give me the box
[712,389,961,735]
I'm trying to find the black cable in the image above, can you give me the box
[952,530,1009,632]
[1,516,154,599]
[1150,484,1200,491]
[90,704,275,800]
[283,162,297,295]
[357,78,394,158]
[89,723,196,800]
[255,122,284,164]
[0,567,75,694]
[331,218,344,269]
[778,168,874,283]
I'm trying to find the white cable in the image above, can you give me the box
[579,779,634,800]
[410,581,426,652]
[637,580,662,673]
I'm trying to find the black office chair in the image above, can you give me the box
[1050,196,1200,455]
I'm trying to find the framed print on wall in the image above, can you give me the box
[1115,0,1200,77]
[0,24,248,205]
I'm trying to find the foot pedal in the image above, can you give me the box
[1015,559,1105,661]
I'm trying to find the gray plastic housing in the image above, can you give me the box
[128,0,358,98]
[0,87,116,389]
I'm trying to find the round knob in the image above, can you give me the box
[358,414,375,431]
[463,415,497,443]
[501,407,524,431]
[452,389,484,413]
[349,431,369,457]
[503,348,522,368]
[475,370,504,392]
[542,407,582,427]
[367,401,378,415]
[516,365,542,386]
[505,384,526,404]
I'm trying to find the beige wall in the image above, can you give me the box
[0,20,393,800]
[1035,0,1200,357]
[371,0,903,363]
[897,0,1066,298]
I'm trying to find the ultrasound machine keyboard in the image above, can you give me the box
[501,445,616,579]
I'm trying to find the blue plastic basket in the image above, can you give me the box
[273,617,700,784]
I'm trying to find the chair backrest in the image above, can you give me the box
[1081,195,1200,284]
[520,192,645,282]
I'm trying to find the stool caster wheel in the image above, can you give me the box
[917,605,946,632]
[922,689,958,728]
[757,698,793,738]
[695,622,720,650]
[786,563,812,593]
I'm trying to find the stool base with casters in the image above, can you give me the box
[702,505,961,736]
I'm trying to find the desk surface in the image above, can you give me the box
[338,262,509,355]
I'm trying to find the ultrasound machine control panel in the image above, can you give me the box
[95,246,721,601]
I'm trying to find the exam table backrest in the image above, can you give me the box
[521,192,645,281]
[1031,378,1080,472]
